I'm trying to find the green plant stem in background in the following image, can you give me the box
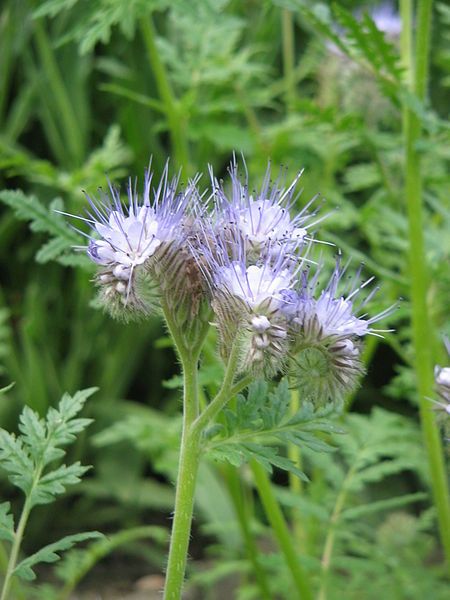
[251,461,312,600]
[140,17,190,175]
[58,526,167,600]
[288,385,305,547]
[0,481,37,600]
[225,466,272,600]
[281,8,296,113]
[317,465,357,600]
[400,0,450,568]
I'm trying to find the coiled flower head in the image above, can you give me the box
[193,227,301,376]
[285,259,395,404]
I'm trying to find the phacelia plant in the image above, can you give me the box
[76,157,394,600]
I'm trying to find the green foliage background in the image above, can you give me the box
[0,0,449,597]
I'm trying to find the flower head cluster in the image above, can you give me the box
[79,157,394,401]
[282,260,394,402]
[194,223,301,375]
[212,159,318,259]
[77,163,201,320]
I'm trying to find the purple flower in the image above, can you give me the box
[370,3,402,39]
[288,260,395,343]
[75,163,199,319]
[192,227,301,375]
[211,158,320,255]
[287,259,396,403]
[85,163,192,276]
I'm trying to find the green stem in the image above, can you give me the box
[0,478,38,600]
[251,461,312,600]
[287,385,305,546]
[164,337,241,598]
[140,17,190,175]
[225,466,272,600]
[281,8,296,113]
[316,465,356,600]
[163,402,201,600]
[400,0,450,568]
[191,340,242,436]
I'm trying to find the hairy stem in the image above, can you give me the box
[163,394,201,600]
[400,0,450,568]
[192,339,242,436]
[164,338,241,598]
[251,461,312,600]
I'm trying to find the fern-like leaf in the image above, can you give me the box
[13,532,103,581]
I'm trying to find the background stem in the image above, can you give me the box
[225,466,272,600]
[288,385,305,546]
[400,0,450,567]
[251,461,312,600]
[0,492,34,600]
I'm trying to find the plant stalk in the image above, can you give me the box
[163,400,201,600]
[400,0,450,568]
[225,466,272,600]
[251,461,312,600]
[0,482,36,600]
[33,20,84,165]
[287,385,305,546]
[163,336,241,598]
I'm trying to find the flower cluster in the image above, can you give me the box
[78,157,394,402]
[76,163,204,323]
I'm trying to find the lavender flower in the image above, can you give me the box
[78,163,199,320]
[211,159,319,257]
[286,260,395,403]
[193,227,301,376]
[370,2,402,39]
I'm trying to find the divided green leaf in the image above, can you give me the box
[0,190,85,266]
[205,379,340,479]
[13,532,103,581]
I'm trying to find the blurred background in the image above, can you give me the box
[0,0,449,598]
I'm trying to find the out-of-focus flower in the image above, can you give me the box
[370,2,402,39]
[319,2,401,126]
